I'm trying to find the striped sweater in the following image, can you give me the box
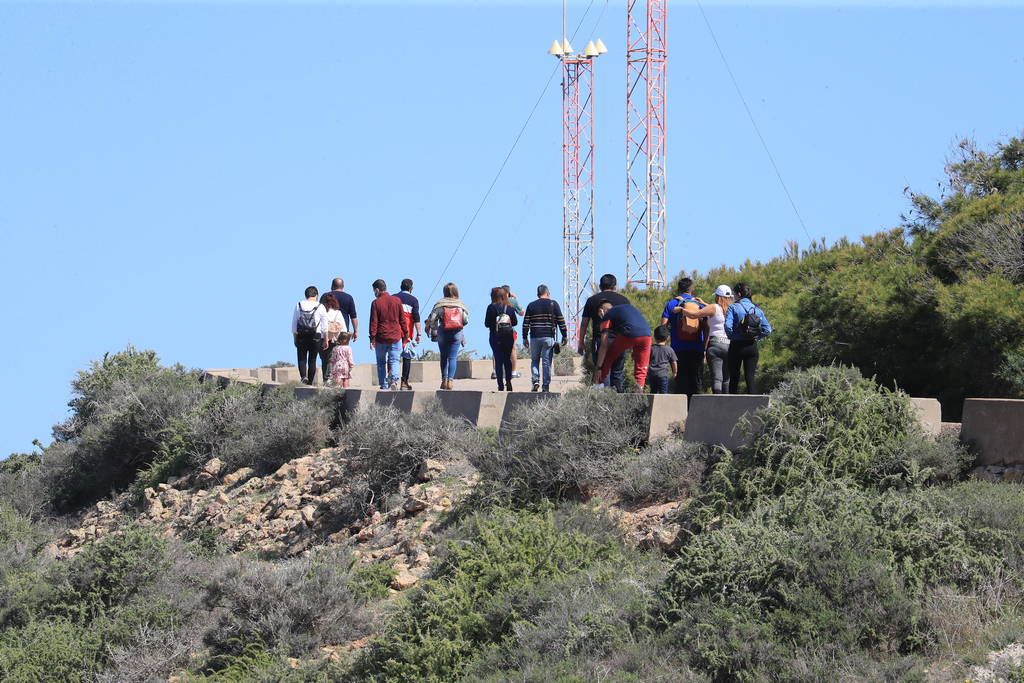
[522,298,568,342]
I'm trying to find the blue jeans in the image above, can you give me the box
[374,340,401,388]
[529,336,555,388]
[438,329,463,381]
[648,373,671,394]
[591,335,625,392]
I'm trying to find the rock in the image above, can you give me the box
[417,458,445,482]
[356,526,375,542]
[157,483,172,492]
[300,505,317,525]
[222,467,254,487]
[1004,467,1024,483]
[403,497,428,514]
[203,458,225,477]
[390,567,420,590]
[215,491,230,505]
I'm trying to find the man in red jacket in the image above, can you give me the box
[369,279,409,390]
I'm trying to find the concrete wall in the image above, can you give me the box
[910,398,942,437]
[962,399,1024,467]
[683,395,771,451]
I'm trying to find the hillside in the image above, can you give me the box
[3,347,1024,681]
[629,135,1024,418]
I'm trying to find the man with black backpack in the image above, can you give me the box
[724,282,773,394]
[522,284,568,393]
[291,285,328,385]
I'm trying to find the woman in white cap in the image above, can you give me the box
[678,285,734,393]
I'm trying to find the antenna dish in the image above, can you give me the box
[549,39,564,56]
[595,38,608,54]
[561,39,574,56]
[584,40,599,57]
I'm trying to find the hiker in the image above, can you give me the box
[724,283,772,394]
[368,279,409,391]
[395,278,422,391]
[678,284,733,393]
[493,284,526,381]
[319,293,347,385]
[578,273,630,392]
[661,278,708,401]
[485,286,519,391]
[329,277,359,344]
[329,332,355,388]
[291,285,327,385]
[522,284,568,392]
[424,282,469,390]
[647,325,678,395]
[593,301,652,391]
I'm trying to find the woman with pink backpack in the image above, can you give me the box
[424,282,469,390]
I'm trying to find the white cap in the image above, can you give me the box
[714,285,734,298]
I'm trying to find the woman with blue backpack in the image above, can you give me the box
[724,283,772,394]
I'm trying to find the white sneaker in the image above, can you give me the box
[511,371,522,378]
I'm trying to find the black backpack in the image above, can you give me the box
[739,302,768,340]
[296,303,320,337]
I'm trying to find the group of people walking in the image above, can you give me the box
[290,273,772,396]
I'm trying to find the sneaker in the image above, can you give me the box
[511,371,522,379]
[389,381,400,391]
[490,371,496,380]
[542,385,550,393]
[532,383,540,392]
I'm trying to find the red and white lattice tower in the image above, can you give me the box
[551,30,605,345]
[562,55,595,346]
[625,0,668,289]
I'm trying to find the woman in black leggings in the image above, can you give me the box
[724,283,772,394]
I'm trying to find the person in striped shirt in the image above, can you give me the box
[522,284,569,392]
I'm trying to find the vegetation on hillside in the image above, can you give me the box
[3,135,1024,681]
[628,135,1024,418]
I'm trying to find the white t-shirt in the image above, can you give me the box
[708,304,729,341]
[291,301,327,336]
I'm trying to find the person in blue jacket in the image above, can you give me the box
[724,282,772,394]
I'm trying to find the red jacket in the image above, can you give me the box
[369,293,409,344]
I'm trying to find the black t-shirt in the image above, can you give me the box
[330,290,358,330]
[581,290,630,337]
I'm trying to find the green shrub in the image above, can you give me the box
[660,484,1012,681]
[472,388,648,502]
[202,548,368,663]
[186,643,345,682]
[351,504,625,682]
[679,366,966,533]
[0,618,105,682]
[616,439,711,505]
[350,561,396,603]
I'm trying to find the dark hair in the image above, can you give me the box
[337,331,350,343]
[599,273,617,291]
[331,277,344,290]
[305,285,319,299]
[372,279,387,293]
[653,325,671,343]
[677,278,694,294]
[735,283,753,300]
[443,282,459,298]
[321,293,339,310]
[537,284,549,297]
[490,286,508,305]
[401,278,413,292]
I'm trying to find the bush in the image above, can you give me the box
[659,483,1013,681]
[616,438,712,506]
[351,504,625,682]
[0,618,105,683]
[679,366,966,533]
[202,548,368,663]
[184,643,345,682]
[350,561,396,603]
[472,388,648,502]
[335,402,480,521]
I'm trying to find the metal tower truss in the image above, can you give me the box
[562,56,596,346]
[626,0,668,289]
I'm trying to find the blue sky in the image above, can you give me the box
[1,1,1021,455]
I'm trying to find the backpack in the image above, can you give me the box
[674,297,704,342]
[441,306,463,331]
[738,301,771,340]
[494,305,514,337]
[296,303,320,337]
[326,318,343,342]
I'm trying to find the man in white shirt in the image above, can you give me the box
[291,285,327,385]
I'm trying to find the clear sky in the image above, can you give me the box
[1,0,1021,456]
